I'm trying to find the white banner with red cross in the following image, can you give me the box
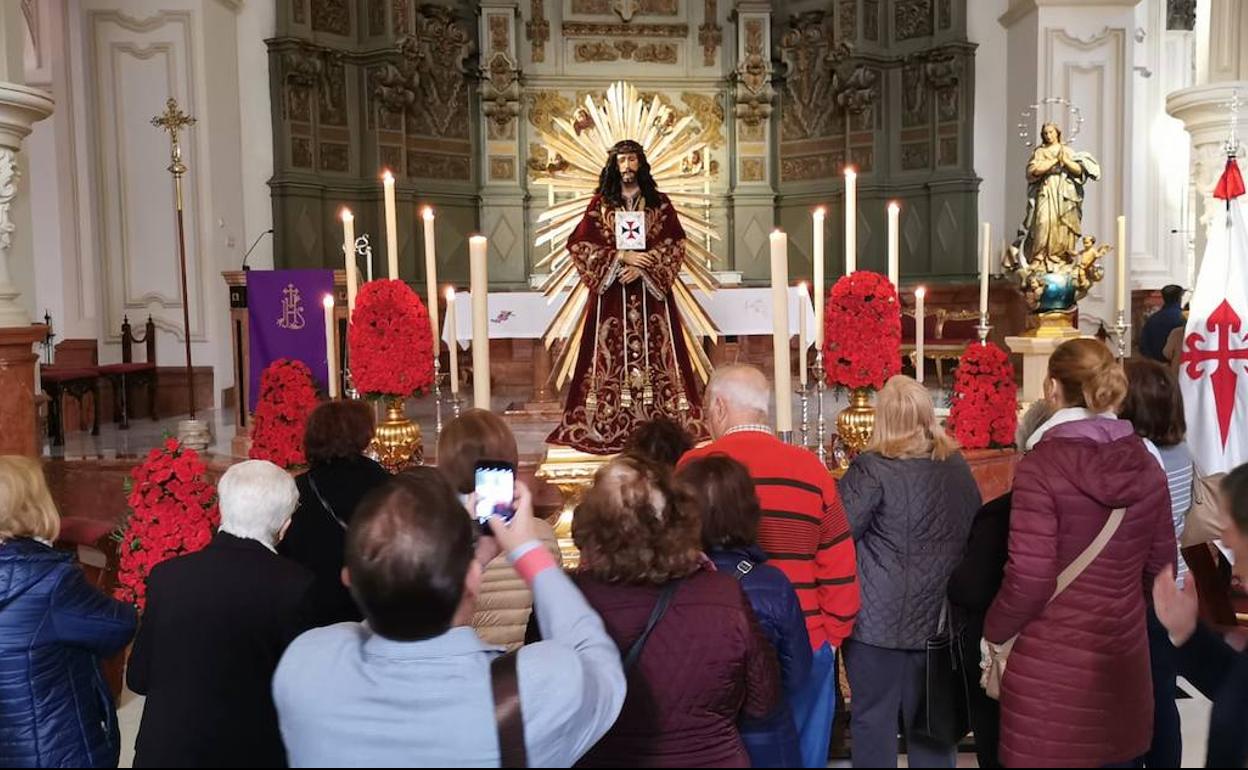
[1181,157,1248,474]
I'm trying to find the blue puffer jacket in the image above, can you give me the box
[0,538,137,768]
[709,545,812,768]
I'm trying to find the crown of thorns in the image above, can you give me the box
[610,140,645,156]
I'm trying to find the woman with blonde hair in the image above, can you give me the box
[838,375,982,767]
[0,456,136,767]
[984,337,1175,767]
[435,409,561,649]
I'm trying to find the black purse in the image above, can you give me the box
[914,602,970,745]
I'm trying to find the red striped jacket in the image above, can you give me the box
[681,430,860,649]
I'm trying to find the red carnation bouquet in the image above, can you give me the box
[823,271,902,389]
[947,341,1019,449]
[348,279,435,398]
[113,439,219,610]
[249,359,320,469]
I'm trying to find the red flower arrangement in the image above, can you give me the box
[249,359,320,469]
[947,341,1019,449]
[113,438,219,610]
[823,271,902,389]
[348,279,435,398]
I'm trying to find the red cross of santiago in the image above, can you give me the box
[1183,299,1248,448]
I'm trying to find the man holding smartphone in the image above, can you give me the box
[272,470,626,767]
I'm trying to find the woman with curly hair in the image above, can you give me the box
[570,454,781,768]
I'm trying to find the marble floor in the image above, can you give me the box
[115,680,1214,768]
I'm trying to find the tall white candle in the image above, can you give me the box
[813,207,826,347]
[844,168,857,274]
[1117,214,1127,314]
[887,201,900,288]
[469,235,491,410]
[980,222,991,317]
[445,287,459,394]
[798,282,809,387]
[770,230,794,435]
[382,170,399,280]
[915,287,926,385]
[323,295,339,399]
[341,209,357,314]
[421,207,439,355]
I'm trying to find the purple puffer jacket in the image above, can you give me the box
[984,416,1176,768]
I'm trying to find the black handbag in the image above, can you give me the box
[914,602,970,745]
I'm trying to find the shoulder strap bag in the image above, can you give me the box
[980,506,1126,700]
[622,580,682,673]
[306,472,348,531]
[490,651,527,769]
[1181,462,1227,548]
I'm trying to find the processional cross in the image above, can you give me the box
[151,97,199,419]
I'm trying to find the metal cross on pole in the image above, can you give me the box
[1223,88,1242,158]
[152,97,199,421]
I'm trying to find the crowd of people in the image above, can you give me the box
[2,336,1248,768]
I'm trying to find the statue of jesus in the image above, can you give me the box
[546,139,706,454]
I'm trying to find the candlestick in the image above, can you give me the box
[799,388,810,448]
[844,168,857,275]
[323,295,339,399]
[813,207,826,348]
[1116,214,1127,315]
[887,201,900,289]
[383,170,399,280]
[446,287,460,395]
[1112,308,1130,361]
[980,222,991,317]
[469,236,491,410]
[770,230,794,438]
[798,282,809,387]
[342,209,357,314]
[915,286,926,384]
[815,346,827,466]
[421,207,439,355]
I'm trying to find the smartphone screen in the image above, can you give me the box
[474,461,516,529]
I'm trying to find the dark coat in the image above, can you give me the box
[0,538,136,769]
[277,456,389,626]
[127,532,314,768]
[839,451,982,650]
[947,492,1013,769]
[708,546,812,768]
[984,417,1176,768]
[572,567,781,768]
[1176,623,1248,767]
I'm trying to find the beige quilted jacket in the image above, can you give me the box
[472,518,562,650]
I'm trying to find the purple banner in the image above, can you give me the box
[247,269,335,412]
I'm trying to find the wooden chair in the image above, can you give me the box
[900,308,979,387]
[40,339,101,446]
[1181,543,1248,631]
[99,316,158,430]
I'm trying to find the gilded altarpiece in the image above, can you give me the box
[777,0,978,279]
[270,0,479,284]
[269,0,977,287]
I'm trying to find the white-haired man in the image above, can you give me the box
[128,459,313,768]
[679,364,859,768]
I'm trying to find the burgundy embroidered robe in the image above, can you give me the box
[547,193,706,454]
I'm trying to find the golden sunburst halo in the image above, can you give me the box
[531,81,721,388]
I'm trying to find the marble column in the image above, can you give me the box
[1167,1,1248,268]
[1167,82,1248,265]
[729,2,777,283]
[0,1,54,456]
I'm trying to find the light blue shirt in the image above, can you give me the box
[272,565,626,768]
